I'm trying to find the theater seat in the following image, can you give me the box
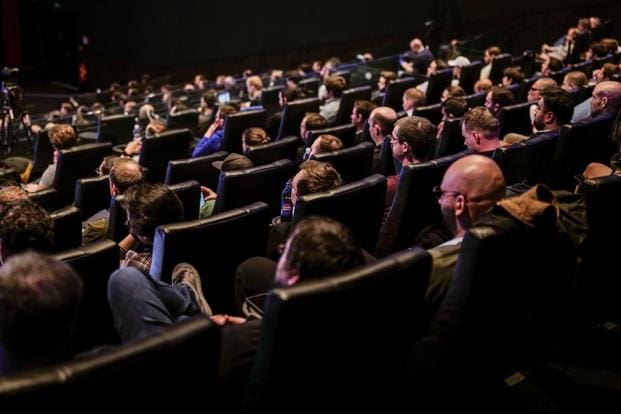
[243,247,432,412]
[434,118,465,159]
[50,205,82,252]
[311,141,374,183]
[293,174,386,251]
[498,102,532,138]
[74,175,111,220]
[221,109,267,154]
[150,202,271,313]
[277,98,320,139]
[0,317,220,409]
[382,77,420,112]
[164,152,228,190]
[306,123,357,148]
[51,239,120,353]
[245,136,299,166]
[333,86,372,126]
[138,129,192,183]
[492,133,558,186]
[213,159,295,217]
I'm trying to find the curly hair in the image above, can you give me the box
[296,160,342,197]
[0,200,54,255]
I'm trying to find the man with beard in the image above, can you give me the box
[425,155,505,317]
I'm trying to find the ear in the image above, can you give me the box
[473,131,481,145]
[454,194,467,216]
[601,95,609,108]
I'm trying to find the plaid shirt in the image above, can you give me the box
[121,248,152,274]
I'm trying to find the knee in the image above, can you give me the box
[108,267,148,299]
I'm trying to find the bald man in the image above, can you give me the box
[573,80,621,123]
[368,106,398,175]
[426,155,506,314]
[401,38,434,74]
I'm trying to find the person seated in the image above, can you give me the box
[441,85,466,103]
[350,100,377,141]
[501,66,525,87]
[400,38,434,74]
[417,59,449,95]
[0,252,83,375]
[192,103,240,158]
[461,106,501,155]
[308,134,344,159]
[241,127,271,154]
[319,75,347,125]
[480,46,502,81]
[402,88,426,117]
[484,86,515,117]
[23,124,78,193]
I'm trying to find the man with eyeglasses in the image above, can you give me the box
[527,77,558,130]
[386,116,434,216]
[426,155,505,316]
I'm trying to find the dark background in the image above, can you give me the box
[2,0,620,89]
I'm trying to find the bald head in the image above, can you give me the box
[591,81,621,117]
[439,155,506,236]
[369,106,397,145]
[110,158,144,195]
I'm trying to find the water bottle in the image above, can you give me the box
[133,117,141,138]
[280,180,293,222]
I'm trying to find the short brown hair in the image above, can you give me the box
[48,124,77,150]
[324,75,347,97]
[462,106,499,138]
[296,160,342,196]
[394,116,434,160]
[243,127,270,147]
[313,135,343,153]
[303,113,327,131]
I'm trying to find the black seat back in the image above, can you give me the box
[0,317,220,409]
[243,247,432,411]
[311,141,374,183]
[413,103,442,125]
[425,68,454,105]
[410,213,575,408]
[51,239,120,353]
[166,109,199,131]
[577,174,621,320]
[50,205,82,252]
[434,118,465,159]
[547,120,618,190]
[106,195,127,243]
[213,159,295,217]
[293,174,386,251]
[54,142,113,205]
[167,180,201,220]
[334,86,372,126]
[492,133,558,186]
[306,123,357,148]
[138,129,192,183]
[464,91,486,108]
[151,202,271,313]
[245,136,299,166]
[489,53,512,85]
[164,152,228,190]
[74,175,111,220]
[277,98,320,139]
[260,85,285,117]
[458,60,484,94]
[31,129,54,178]
[498,101,533,138]
[376,151,470,256]
[97,114,134,146]
[382,77,420,112]
[221,109,267,154]
[298,77,321,97]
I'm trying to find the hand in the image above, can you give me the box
[200,186,217,201]
[23,183,41,193]
[401,61,414,73]
[124,139,142,155]
[210,314,247,326]
[205,119,222,137]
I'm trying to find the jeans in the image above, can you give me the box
[107,267,200,343]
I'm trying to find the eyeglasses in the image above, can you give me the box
[432,185,462,201]
[389,134,403,144]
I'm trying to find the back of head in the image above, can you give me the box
[462,106,499,139]
[48,124,77,150]
[303,113,328,131]
[0,200,53,258]
[443,154,506,222]
[563,71,587,90]
[0,186,28,210]
[296,160,343,196]
[490,86,515,107]
[404,88,426,106]
[110,157,144,194]
[313,134,343,154]
[353,100,377,120]
[540,87,574,125]
[283,216,364,282]
[122,183,184,242]
[370,106,398,135]
[594,80,621,114]
[324,75,347,97]
[242,127,270,148]
[442,97,468,119]
[394,115,435,160]
[0,252,83,372]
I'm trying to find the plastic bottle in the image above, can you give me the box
[280,180,293,222]
[133,117,141,138]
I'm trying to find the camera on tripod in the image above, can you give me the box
[1,67,23,114]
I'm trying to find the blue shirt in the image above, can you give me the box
[192,129,225,157]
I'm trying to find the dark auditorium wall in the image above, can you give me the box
[9,0,621,87]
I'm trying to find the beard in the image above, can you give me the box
[440,204,458,237]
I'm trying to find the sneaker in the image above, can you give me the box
[172,263,212,316]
